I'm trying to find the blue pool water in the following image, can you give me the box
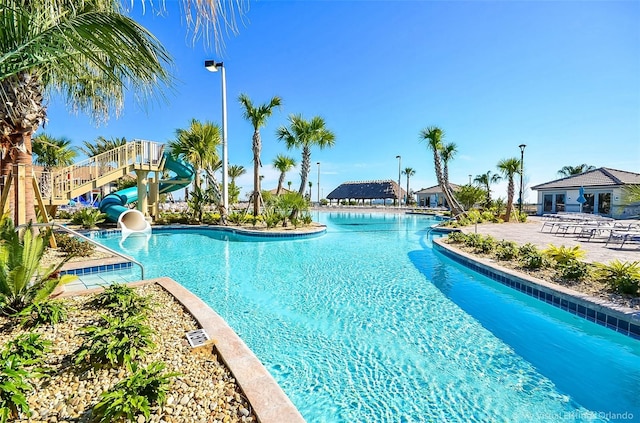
[88,212,640,422]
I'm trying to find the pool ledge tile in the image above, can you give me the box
[56,277,305,423]
[432,239,640,337]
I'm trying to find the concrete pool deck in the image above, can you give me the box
[457,216,640,263]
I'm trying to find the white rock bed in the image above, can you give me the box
[1,284,256,423]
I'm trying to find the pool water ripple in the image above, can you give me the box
[89,213,640,422]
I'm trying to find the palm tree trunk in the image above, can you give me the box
[443,163,464,214]
[298,146,311,196]
[505,178,515,222]
[406,177,410,205]
[433,152,462,216]
[276,173,285,195]
[253,130,261,216]
[1,132,37,225]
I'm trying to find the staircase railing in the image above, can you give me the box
[36,140,163,203]
[20,222,145,280]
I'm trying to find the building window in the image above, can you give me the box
[543,194,553,212]
[583,193,595,213]
[598,192,611,215]
[555,194,565,212]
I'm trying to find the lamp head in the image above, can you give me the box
[204,60,222,72]
[396,155,401,159]
[519,144,526,152]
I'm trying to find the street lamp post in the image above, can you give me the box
[316,162,321,206]
[204,60,228,213]
[518,144,526,214]
[396,155,401,207]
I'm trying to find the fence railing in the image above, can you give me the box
[16,222,145,280]
[35,140,163,203]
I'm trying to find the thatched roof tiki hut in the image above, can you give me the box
[326,180,406,206]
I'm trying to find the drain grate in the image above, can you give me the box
[186,329,210,348]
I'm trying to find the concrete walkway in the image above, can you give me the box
[459,216,640,264]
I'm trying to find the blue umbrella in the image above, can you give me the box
[577,186,586,212]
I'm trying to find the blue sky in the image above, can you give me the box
[42,0,640,202]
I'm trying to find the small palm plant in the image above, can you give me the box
[594,260,640,295]
[0,224,76,315]
[71,208,107,229]
[543,244,586,266]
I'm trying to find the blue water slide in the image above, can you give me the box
[99,152,195,223]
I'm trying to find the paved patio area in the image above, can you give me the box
[459,216,640,264]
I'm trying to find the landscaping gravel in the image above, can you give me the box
[0,284,257,423]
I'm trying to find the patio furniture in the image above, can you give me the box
[605,230,640,249]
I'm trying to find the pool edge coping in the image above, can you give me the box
[56,277,306,423]
[432,238,640,339]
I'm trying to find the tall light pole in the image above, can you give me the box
[518,144,526,214]
[204,60,228,212]
[396,155,401,207]
[317,162,321,206]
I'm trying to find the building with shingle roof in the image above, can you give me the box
[531,167,640,218]
[326,180,406,205]
[414,184,461,208]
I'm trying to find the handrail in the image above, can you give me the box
[37,140,164,203]
[17,223,145,280]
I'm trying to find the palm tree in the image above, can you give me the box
[418,127,464,216]
[228,164,246,185]
[80,136,127,158]
[0,0,245,225]
[276,114,335,199]
[557,164,596,177]
[33,134,77,170]
[273,154,296,195]
[402,167,415,205]
[0,1,173,225]
[33,133,77,200]
[238,94,282,217]
[497,158,522,222]
[169,119,221,194]
[474,171,502,207]
[440,142,465,213]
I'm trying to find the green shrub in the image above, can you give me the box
[91,361,178,423]
[543,244,586,267]
[0,356,32,422]
[494,240,519,261]
[446,231,468,243]
[75,314,155,367]
[55,233,95,257]
[594,260,640,295]
[155,212,188,225]
[71,208,106,229]
[556,259,590,281]
[0,224,77,315]
[300,213,313,225]
[263,211,283,229]
[0,333,51,365]
[90,284,152,317]
[227,212,249,226]
[462,233,483,249]
[56,209,73,219]
[202,212,222,225]
[19,300,67,327]
[473,235,496,254]
[519,244,549,270]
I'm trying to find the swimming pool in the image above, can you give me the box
[88,212,640,422]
